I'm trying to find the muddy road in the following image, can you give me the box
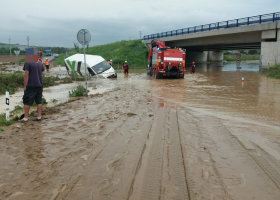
[1,62,280,200]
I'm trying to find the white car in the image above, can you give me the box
[64,54,117,78]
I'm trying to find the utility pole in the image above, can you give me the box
[27,36,29,47]
[9,36,11,56]
[140,31,142,40]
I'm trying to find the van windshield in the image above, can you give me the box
[91,60,111,74]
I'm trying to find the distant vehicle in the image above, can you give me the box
[45,49,51,56]
[64,54,117,78]
[54,54,59,58]
[37,51,43,62]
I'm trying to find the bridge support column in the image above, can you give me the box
[185,51,208,64]
[261,29,280,67]
[208,51,223,62]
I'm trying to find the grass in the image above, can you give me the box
[262,64,280,79]
[0,112,20,127]
[0,73,25,95]
[224,55,260,61]
[69,85,87,97]
[55,54,66,65]
[0,72,85,95]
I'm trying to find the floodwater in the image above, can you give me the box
[1,61,280,200]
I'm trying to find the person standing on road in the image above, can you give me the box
[123,61,129,75]
[22,61,45,121]
[45,58,50,72]
[190,61,195,74]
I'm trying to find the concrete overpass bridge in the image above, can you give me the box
[142,12,280,67]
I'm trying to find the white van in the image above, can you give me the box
[64,54,117,78]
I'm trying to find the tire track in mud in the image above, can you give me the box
[250,153,280,188]
[223,126,280,190]
[166,108,190,200]
[139,107,166,200]
[224,127,280,190]
[177,108,234,200]
[126,122,153,200]
[137,106,190,200]
[64,97,155,200]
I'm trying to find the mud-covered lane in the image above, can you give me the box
[1,63,280,200]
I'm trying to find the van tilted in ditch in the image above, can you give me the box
[64,54,117,78]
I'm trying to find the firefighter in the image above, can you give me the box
[123,61,129,75]
[45,58,50,72]
[190,61,195,74]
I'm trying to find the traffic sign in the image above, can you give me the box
[77,29,91,46]
[236,53,241,59]
[14,50,20,56]
[236,59,241,63]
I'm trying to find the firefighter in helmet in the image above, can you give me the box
[190,61,195,74]
[123,61,129,75]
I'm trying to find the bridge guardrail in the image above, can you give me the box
[143,12,280,40]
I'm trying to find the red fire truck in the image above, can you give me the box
[147,40,185,79]
[37,51,43,62]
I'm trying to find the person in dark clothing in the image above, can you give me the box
[190,61,195,74]
[22,62,45,121]
[123,61,129,75]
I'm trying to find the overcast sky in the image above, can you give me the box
[0,0,279,48]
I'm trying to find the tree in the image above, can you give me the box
[73,42,80,52]
[248,50,258,55]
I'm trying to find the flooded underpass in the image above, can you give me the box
[1,61,280,200]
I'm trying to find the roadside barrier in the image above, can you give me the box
[6,91,9,122]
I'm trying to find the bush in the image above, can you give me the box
[262,64,280,79]
[69,85,87,97]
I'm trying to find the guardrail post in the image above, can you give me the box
[182,29,183,35]
[227,21,228,28]
[259,15,261,24]
[247,17,249,25]
[194,27,196,33]
[166,32,167,37]
[188,28,189,34]
[209,24,211,31]
[273,13,275,22]
[236,19,239,27]
[217,22,219,29]
[176,30,177,36]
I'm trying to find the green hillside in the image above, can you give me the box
[57,40,149,67]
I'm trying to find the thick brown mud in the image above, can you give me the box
[1,63,280,200]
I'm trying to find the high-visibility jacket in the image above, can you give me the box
[45,60,49,65]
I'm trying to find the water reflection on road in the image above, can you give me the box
[130,61,280,124]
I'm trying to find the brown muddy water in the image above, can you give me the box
[1,61,280,200]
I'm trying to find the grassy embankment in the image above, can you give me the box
[56,40,149,68]
[0,72,84,95]
[224,55,260,61]
[261,64,280,79]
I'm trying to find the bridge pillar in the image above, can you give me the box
[261,29,280,67]
[208,51,223,62]
[185,51,208,64]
